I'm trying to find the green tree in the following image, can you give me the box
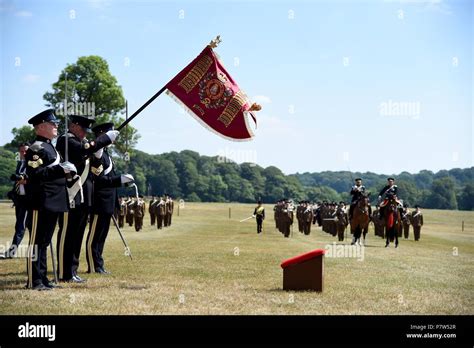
[4,126,36,152]
[43,55,139,158]
[425,177,458,209]
[0,147,16,197]
[457,183,474,211]
[148,158,181,196]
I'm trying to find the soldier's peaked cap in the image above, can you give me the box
[387,177,395,180]
[355,178,362,181]
[92,122,114,135]
[28,109,60,126]
[69,115,95,130]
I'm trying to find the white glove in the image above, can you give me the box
[121,174,134,184]
[60,161,77,175]
[106,130,119,143]
[93,148,103,159]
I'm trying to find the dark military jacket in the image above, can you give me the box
[56,132,112,207]
[254,206,265,219]
[25,136,68,212]
[90,149,121,215]
[379,184,398,198]
[350,185,366,203]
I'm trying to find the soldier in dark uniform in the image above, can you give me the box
[315,201,322,226]
[296,201,303,233]
[253,200,265,234]
[163,194,170,227]
[372,207,384,238]
[155,196,166,229]
[86,123,134,274]
[273,201,279,229]
[24,109,76,290]
[149,196,157,225]
[166,195,174,226]
[302,201,314,235]
[335,202,348,241]
[133,195,146,231]
[2,142,31,258]
[55,115,117,282]
[410,205,424,241]
[401,204,411,239]
[378,177,399,219]
[118,197,126,228]
[126,196,135,227]
[349,178,369,220]
[282,200,293,238]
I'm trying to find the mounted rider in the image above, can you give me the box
[349,178,371,220]
[378,177,401,218]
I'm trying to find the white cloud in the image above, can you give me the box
[15,10,32,17]
[23,74,40,83]
[252,95,272,104]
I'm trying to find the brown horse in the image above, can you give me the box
[350,194,371,245]
[383,197,401,248]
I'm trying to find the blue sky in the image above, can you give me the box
[0,0,472,175]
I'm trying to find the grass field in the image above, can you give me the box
[0,202,472,315]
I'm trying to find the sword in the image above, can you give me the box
[131,183,139,200]
[111,215,133,260]
[239,216,254,222]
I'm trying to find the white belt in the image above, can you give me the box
[67,159,90,206]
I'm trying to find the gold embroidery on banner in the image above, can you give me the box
[218,91,247,127]
[178,54,213,94]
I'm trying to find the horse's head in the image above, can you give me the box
[357,193,371,207]
[386,194,400,212]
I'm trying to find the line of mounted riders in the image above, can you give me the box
[274,177,424,248]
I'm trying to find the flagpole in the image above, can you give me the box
[116,36,222,132]
[64,72,68,162]
[117,86,167,131]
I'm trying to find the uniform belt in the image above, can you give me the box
[67,159,90,206]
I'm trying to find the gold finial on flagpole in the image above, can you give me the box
[208,35,222,48]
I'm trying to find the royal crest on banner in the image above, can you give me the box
[165,43,260,141]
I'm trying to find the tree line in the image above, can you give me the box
[1,144,471,210]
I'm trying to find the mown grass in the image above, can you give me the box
[0,202,472,315]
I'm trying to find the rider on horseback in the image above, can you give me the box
[378,177,401,218]
[349,178,372,220]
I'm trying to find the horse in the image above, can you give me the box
[350,194,371,245]
[383,196,401,248]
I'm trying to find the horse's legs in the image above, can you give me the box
[362,226,368,245]
[395,230,399,248]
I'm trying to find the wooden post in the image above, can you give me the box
[178,205,180,217]
[462,220,464,232]
[229,207,231,219]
